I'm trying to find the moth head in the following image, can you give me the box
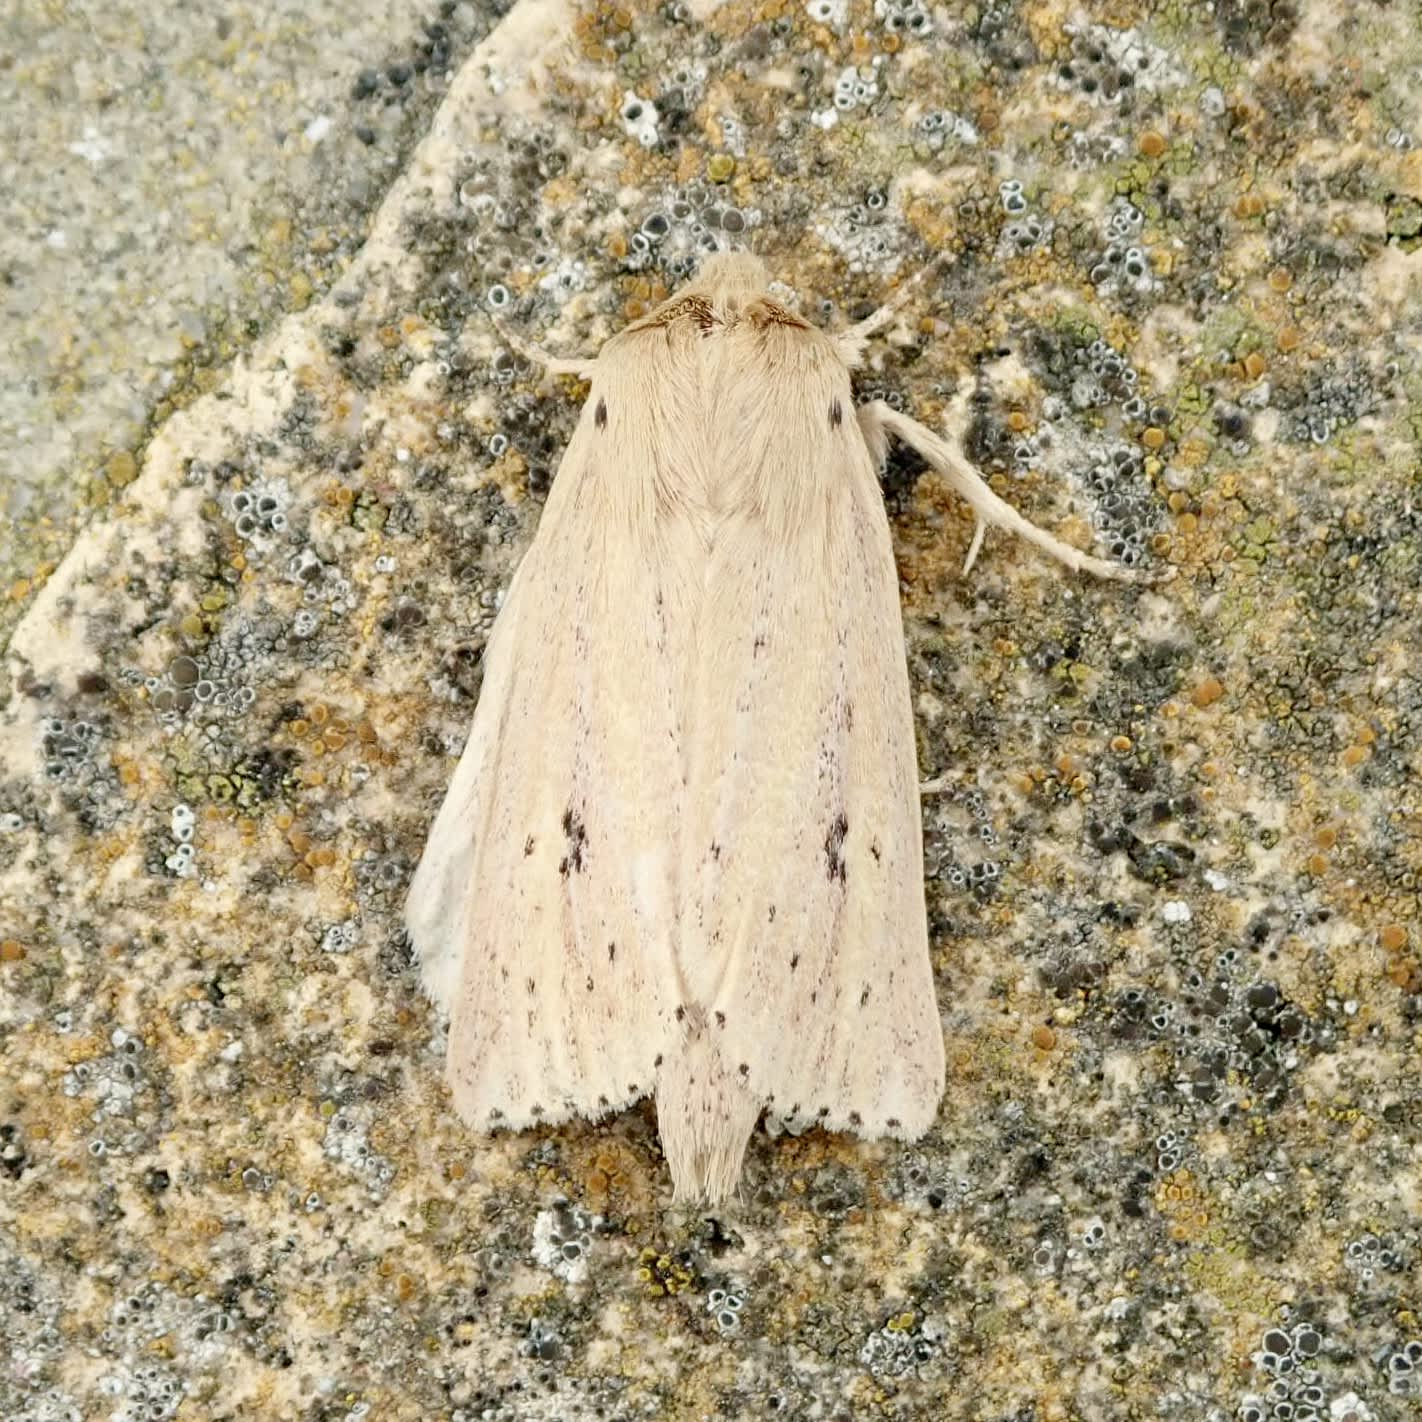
[684,252,771,312]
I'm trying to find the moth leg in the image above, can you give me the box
[919,774,952,797]
[833,255,950,369]
[491,317,598,381]
[859,401,1161,584]
[962,517,988,577]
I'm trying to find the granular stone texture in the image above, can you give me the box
[2,2,1420,1419]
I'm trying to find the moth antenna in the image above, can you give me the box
[860,401,1171,585]
[490,313,598,382]
[834,251,951,368]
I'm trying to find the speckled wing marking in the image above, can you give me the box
[662,311,945,1191]
[405,352,686,1130]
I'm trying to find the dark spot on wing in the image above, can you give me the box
[559,806,587,876]
[886,1116,901,1128]
[752,633,766,656]
[598,1095,609,1107]
[594,397,607,429]
[714,1011,725,1028]
[608,941,617,962]
[489,1108,504,1122]
[789,952,799,971]
[817,1106,830,1119]
[531,1104,545,1119]
[709,841,721,862]
[738,1063,749,1076]
[586,975,595,992]
[870,839,882,862]
[525,977,536,994]
[825,812,849,882]
[768,904,776,922]
[859,986,871,1006]
[523,835,535,856]
[675,1005,687,1022]
[830,397,843,428]
[653,1053,663,1067]
[843,700,853,730]
[848,1110,862,1126]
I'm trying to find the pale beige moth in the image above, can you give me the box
[406,253,1141,1203]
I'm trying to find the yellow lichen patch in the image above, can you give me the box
[106,450,140,488]
[638,1246,693,1296]
[1191,677,1225,708]
[1182,1247,1280,1320]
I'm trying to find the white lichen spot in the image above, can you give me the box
[538,258,589,295]
[719,114,746,157]
[1200,85,1226,118]
[706,1284,747,1333]
[321,920,360,954]
[1062,23,1188,100]
[1329,1393,1374,1420]
[323,1109,395,1193]
[805,0,847,28]
[1162,900,1192,925]
[227,477,292,547]
[859,1315,943,1379]
[621,92,659,148]
[166,803,198,878]
[67,125,113,164]
[831,64,879,114]
[916,108,978,150]
[873,0,931,37]
[532,1202,595,1284]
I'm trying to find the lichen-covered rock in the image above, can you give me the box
[3,2,1420,1419]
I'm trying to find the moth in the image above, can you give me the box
[406,253,1142,1203]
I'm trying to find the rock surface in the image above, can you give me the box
[3,1,1420,1419]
